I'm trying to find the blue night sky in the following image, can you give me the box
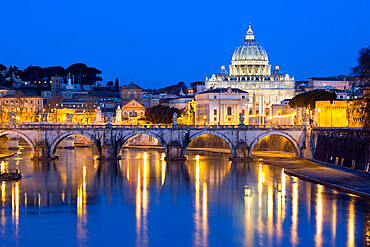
[0,0,369,88]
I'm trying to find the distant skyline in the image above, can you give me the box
[1,0,369,88]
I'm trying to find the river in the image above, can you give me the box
[0,146,369,246]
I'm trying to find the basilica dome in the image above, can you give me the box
[231,25,268,62]
[229,24,271,79]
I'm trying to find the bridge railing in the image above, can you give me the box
[0,122,307,130]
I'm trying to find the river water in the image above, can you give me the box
[0,146,369,247]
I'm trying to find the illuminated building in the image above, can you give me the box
[191,88,249,125]
[0,93,43,122]
[269,104,296,125]
[204,24,296,124]
[46,95,97,123]
[314,100,349,127]
[308,75,350,90]
[121,99,145,123]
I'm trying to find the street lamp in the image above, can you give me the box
[203,115,207,126]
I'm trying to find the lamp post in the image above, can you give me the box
[203,115,207,126]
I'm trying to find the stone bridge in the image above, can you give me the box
[0,123,315,161]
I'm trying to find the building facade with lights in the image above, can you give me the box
[190,88,249,125]
[0,93,44,122]
[204,24,296,124]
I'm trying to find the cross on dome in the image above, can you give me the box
[245,23,255,40]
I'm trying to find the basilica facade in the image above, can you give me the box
[204,24,296,124]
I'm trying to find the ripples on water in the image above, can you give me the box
[0,146,369,247]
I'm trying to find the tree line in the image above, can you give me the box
[0,63,105,90]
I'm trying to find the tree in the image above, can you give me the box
[5,65,19,87]
[114,77,120,92]
[158,82,187,95]
[146,105,184,124]
[351,47,370,85]
[0,64,6,71]
[66,63,102,89]
[107,81,114,87]
[350,47,370,128]
[288,90,337,109]
[20,65,44,86]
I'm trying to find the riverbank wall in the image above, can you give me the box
[313,128,370,171]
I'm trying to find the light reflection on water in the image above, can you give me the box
[0,147,368,246]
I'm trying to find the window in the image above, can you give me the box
[214,109,217,115]
[214,117,217,121]
[124,111,127,116]
[214,96,217,99]
[227,107,232,115]
[242,96,245,99]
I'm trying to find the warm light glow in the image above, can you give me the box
[1,181,5,207]
[0,162,5,174]
[332,197,337,243]
[347,200,355,247]
[11,182,19,237]
[315,185,323,247]
[267,184,274,242]
[77,165,87,242]
[161,155,166,186]
[291,177,298,246]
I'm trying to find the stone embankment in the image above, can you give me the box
[259,155,370,199]
[0,150,15,159]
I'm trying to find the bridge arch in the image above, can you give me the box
[0,130,36,157]
[117,132,168,158]
[49,132,101,158]
[249,131,301,157]
[182,131,236,158]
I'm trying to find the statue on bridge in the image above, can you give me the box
[105,113,113,125]
[66,113,73,123]
[239,112,245,125]
[9,112,17,124]
[173,112,178,126]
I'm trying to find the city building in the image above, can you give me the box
[269,104,296,125]
[204,24,296,124]
[169,95,194,111]
[191,88,249,125]
[45,95,97,123]
[308,75,350,90]
[122,81,142,104]
[0,92,44,122]
[51,76,63,97]
[142,91,160,109]
[121,99,145,124]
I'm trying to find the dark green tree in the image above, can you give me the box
[158,82,187,95]
[288,90,337,109]
[5,65,19,87]
[146,105,184,124]
[114,77,120,92]
[350,47,370,128]
[0,64,6,71]
[107,81,114,87]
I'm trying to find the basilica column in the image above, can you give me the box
[260,95,264,124]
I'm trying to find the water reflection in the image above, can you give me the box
[0,147,367,246]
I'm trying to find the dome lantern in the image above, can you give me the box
[245,23,255,40]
